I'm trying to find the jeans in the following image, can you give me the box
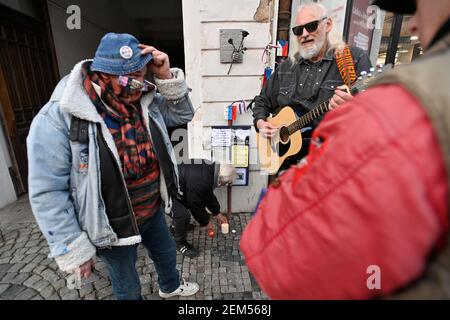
[97,209,180,300]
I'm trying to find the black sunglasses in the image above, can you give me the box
[292,17,327,36]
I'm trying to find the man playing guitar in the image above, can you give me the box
[253,2,372,172]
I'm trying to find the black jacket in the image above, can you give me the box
[252,45,372,130]
[178,160,221,226]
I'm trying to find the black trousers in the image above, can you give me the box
[171,198,191,244]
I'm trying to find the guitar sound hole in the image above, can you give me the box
[276,139,291,157]
[279,127,289,143]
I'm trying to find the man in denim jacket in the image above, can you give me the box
[27,33,198,299]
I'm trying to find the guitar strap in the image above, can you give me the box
[335,46,357,87]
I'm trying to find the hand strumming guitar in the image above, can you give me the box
[257,119,278,139]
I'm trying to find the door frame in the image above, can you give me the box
[0,1,60,194]
[0,66,24,195]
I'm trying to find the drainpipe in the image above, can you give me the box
[277,0,293,41]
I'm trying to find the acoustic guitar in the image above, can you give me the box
[257,65,391,174]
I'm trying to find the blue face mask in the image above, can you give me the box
[118,76,156,92]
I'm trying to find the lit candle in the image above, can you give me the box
[221,223,229,234]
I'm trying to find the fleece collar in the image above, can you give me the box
[59,60,155,121]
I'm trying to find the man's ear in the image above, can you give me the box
[326,17,333,33]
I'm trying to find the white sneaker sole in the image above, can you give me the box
[159,283,199,298]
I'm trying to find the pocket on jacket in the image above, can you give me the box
[71,187,80,213]
[320,80,343,92]
[279,84,295,97]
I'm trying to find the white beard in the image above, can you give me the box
[299,32,326,60]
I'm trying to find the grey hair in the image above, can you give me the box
[289,1,346,65]
[218,164,236,185]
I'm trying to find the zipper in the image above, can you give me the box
[98,127,139,235]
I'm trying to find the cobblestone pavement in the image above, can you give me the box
[0,197,268,300]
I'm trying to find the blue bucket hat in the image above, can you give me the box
[91,33,153,75]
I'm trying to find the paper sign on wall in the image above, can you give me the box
[211,128,232,147]
[211,126,251,186]
[232,145,249,167]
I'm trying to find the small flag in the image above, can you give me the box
[263,67,273,86]
[224,105,232,120]
[277,40,289,57]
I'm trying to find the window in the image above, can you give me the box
[377,13,422,66]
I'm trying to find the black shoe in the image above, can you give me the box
[177,242,199,258]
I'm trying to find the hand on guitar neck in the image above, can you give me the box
[257,119,278,139]
[257,84,351,139]
[329,85,353,110]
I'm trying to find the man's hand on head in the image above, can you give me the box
[329,85,353,110]
[139,44,173,80]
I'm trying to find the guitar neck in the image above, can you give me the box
[284,65,391,136]
[286,100,331,135]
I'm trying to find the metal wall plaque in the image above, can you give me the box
[220,29,245,64]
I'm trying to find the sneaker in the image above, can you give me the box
[177,242,199,258]
[159,279,199,298]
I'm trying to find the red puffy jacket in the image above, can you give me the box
[240,85,448,299]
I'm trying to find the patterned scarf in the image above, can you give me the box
[82,62,161,220]
[82,62,159,181]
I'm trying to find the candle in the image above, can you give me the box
[221,223,229,234]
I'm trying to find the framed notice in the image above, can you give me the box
[232,145,249,167]
[211,126,251,186]
[211,128,232,147]
[234,167,249,186]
